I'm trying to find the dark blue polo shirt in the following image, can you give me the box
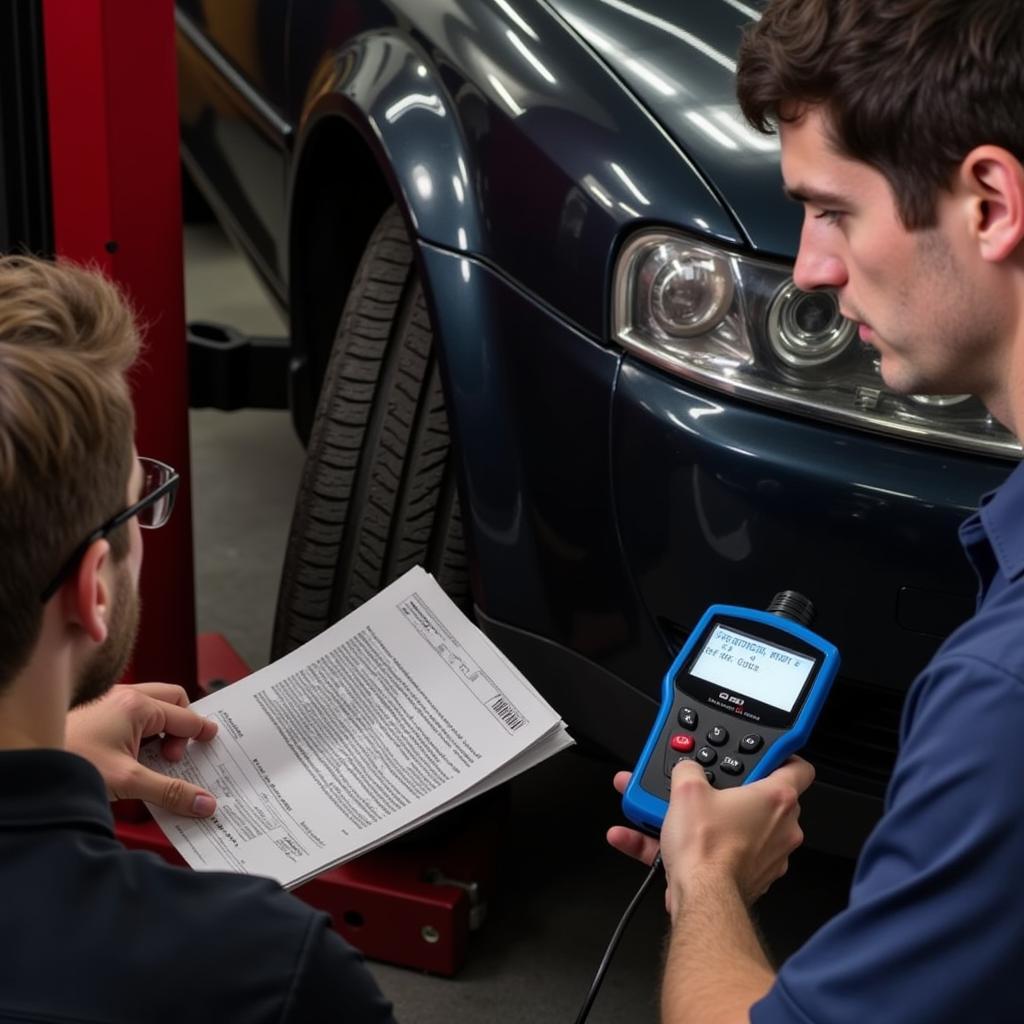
[752,461,1024,1024]
[0,749,396,1023]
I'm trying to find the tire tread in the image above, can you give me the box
[272,206,469,658]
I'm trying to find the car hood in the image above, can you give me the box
[546,0,800,257]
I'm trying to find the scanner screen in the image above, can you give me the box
[690,624,815,713]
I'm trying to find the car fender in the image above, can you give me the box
[290,30,483,266]
[288,3,744,343]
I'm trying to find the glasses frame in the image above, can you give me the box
[39,457,180,603]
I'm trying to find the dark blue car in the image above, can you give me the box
[177,0,1018,854]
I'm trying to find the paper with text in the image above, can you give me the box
[143,567,573,888]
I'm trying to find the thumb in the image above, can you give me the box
[132,763,218,817]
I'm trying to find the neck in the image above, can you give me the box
[0,608,74,750]
[1005,334,1024,439]
[988,269,1024,439]
[983,354,1022,442]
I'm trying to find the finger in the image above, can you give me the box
[606,825,660,866]
[160,734,189,762]
[612,771,632,796]
[670,758,711,788]
[144,700,219,743]
[126,763,217,817]
[769,755,816,795]
[131,682,192,708]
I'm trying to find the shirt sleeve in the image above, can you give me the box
[751,655,1024,1024]
[285,913,397,1024]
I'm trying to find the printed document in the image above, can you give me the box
[142,567,573,888]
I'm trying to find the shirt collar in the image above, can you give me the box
[0,749,114,835]
[976,459,1024,583]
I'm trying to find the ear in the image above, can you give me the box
[63,539,112,645]
[958,146,1024,263]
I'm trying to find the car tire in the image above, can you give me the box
[271,204,470,659]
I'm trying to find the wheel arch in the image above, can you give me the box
[286,30,485,441]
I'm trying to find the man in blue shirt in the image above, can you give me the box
[0,255,394,1022]
[609,2,1024,1021]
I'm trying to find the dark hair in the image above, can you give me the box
[737,0,1024,228]
[0,256,139,687]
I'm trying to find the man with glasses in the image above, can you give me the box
[0,255,394,1022]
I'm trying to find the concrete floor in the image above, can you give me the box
[184,223,855,1023]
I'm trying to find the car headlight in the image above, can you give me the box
[767,282,856,368]
[613,230,1020,459]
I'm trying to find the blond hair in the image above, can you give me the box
[0,256,139,685]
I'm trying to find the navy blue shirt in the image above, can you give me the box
[752,459,1024,1024]
[0,749,396,1023]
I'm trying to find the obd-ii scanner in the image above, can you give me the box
[573,589,835,1019]
[574,592,839,1024]
[623,590,841,833]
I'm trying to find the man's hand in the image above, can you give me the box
[608,756,815,917]
[608,760,815,1024]
[65,683,219,817]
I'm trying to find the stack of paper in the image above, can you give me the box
[142,566,574,889]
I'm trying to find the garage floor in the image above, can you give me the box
[184,223,855,1023]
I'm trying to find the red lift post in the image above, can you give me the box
[41,0,197,695]
[38,0,495,975]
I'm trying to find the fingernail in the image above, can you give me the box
[192,794,216,816]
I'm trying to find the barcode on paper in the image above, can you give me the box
[489,696,525,732]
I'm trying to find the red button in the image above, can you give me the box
[670,734,695,753]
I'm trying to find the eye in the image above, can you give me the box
[813,208,844,225]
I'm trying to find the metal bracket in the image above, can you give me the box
[187,321,289,411]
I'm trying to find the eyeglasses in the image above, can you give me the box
[39,457,180,603]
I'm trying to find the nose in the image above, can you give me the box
[792,220,847,293]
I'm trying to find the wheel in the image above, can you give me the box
[272,205,470,659]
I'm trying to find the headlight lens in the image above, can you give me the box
[767,282,855,368]
[642,245,733,338]
[613,230,1020,459]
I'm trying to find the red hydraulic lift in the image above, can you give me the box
[36,0,495,976]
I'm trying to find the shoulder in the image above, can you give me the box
[897,577,1024,751]
[3,838,395,1023]
[925,578,1024,688]
[122,850,312,929]
[116,855,394,1021]
[894,645,1024,814]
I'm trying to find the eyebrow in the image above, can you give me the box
[783,185,851,208]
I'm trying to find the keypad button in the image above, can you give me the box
[670,734,695,753]
[665,750,695,778]
[720,756,745,776]
[703,769,716,784]
[707,725,729,746]
[740,734,764,754]
[678,707,699,730]
[696,746,717,766]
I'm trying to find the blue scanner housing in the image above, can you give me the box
[623,602,841,834]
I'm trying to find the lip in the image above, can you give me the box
[840,306,874,342]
